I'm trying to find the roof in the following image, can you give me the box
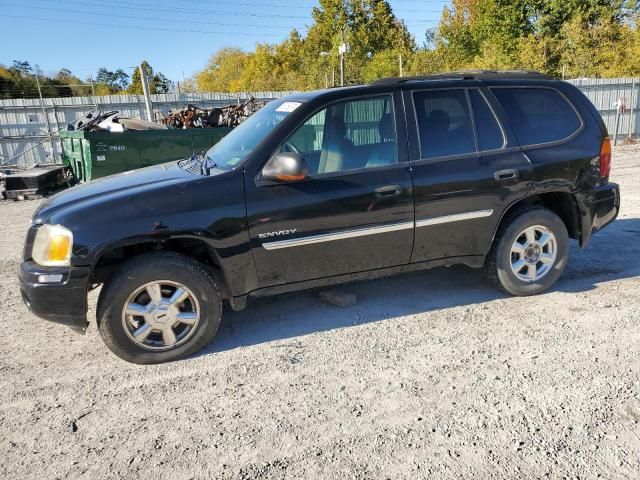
[279,70,556,104]
[280,84,366,103]
[371,70,554,85]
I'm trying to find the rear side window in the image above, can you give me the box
[413,89,475,159]
[469,90,505,151]
[491,87,582,146]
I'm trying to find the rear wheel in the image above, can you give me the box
[485,207,569,296]
[97,252,221,364]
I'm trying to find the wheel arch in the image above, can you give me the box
[91,235,231,299]
[491,191,582,248]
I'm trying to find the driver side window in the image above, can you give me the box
[282,95,397,176]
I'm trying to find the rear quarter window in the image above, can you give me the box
[491,87,582,146]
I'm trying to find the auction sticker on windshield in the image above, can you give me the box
[276,101,302,113]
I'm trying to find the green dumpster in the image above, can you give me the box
[60,127,232,182]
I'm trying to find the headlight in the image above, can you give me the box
[32,224,74,267]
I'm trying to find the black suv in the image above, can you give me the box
[19,71,620,364]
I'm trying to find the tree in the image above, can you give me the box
[127,61,171,94]
[0,63,139,99]
[178,77,199,93]
[55,68,89,96]
[0,65,18,99]
[413,0,639,78]
[558,13,640,78]
[10,60,33,76]
[362,50,401,82]
[95,67,130,93]
[127,62,150,94]
[236,38,308,91]
[196,48,250,92]
[1,60,39,98]
[154,72,172,94]
[303,0,414,86]
[194,0,417,91]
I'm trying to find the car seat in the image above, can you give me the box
[365,113,398,168]
[318,115,354,173]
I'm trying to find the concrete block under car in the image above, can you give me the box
[318,289,357,308]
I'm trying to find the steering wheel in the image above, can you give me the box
[282,142,301,155]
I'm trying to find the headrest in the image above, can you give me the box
[426,109,451,133]
[327,114,346,138]
[379,113,395,141]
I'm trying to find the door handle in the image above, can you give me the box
[374,184,402,197]
[494,169,519,181]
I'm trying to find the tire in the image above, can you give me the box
[484,206,569,296]
[97,252,222,364]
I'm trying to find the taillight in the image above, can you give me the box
[599,137,612,178]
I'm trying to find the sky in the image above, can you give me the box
[0,0,450,83]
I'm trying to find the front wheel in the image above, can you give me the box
[485,207,569,296]
[97,252,222,364]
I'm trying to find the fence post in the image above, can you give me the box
[630,79,637,141]
[613,100,621,146]
[35,69,56,163]
[139,63,154,122]
[52,104,61,164]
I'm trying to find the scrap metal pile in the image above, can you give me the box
[67,110,167,132]
[64,98,265,133]
[160,97,265,129]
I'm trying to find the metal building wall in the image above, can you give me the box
[0,91,295,167]
[567,78,640,141]
[2,79,639,168]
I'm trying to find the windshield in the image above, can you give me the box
[204,99,302,170]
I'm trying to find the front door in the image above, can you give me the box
[404,86,533,262]
[245,93,415,287]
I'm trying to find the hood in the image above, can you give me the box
[34,160,217,224]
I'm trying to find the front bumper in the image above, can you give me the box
[19,261,91,333]
[578,182,620,246]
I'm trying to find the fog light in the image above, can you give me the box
[38,274,63,284]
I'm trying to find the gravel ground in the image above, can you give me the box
[1,145,639,479]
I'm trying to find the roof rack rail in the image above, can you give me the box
[371,70,553,85]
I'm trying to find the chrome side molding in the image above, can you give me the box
[262,209,494,250]
[262,221,414,250]
[416,209,493,228]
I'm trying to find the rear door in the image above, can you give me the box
[488,85,588,190]
[245,92,415,287]
[404,86,533,262]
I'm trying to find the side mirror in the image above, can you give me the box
[262,152,308,182]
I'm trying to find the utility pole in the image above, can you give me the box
[339,30,345,87]
[338,29,350,87]
[399,54,403,77]
[339,0,347,87]
[89,75,96,96]
[319,51,330,89]
[139,63,154,122]
[35,66,55,163]
[629,79,637,141]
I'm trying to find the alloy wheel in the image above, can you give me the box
[121,280,201,351]
[510,225,557,282]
